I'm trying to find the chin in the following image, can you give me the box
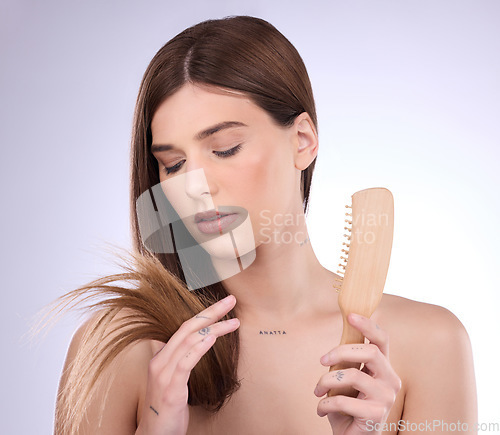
[198,214,257,275]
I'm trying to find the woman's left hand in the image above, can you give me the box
[314,313,401,434]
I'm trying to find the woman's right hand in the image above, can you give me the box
[136,294,239,435]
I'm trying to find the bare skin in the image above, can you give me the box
[58,83,477,434]
[185,293,477,434]
[61,291,477,434]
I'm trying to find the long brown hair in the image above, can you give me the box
[52,15,318,434]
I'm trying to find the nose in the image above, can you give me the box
[184,166,213,200]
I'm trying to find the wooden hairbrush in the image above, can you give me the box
[328,187,394,398]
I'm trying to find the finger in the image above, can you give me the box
[156,334,217,409]
[321,343,401,394]
[317,394,386,419]
[315,368,397,409]
[193,317,241,339]
[347,313,389,357]
[155,317,240,384]
[154,294,237,364]
[314,368,375,398]
[320,343,386,378]
[170,317,240,365]
[151,339,166,358]
[168,333,217,397]
[181,294,237,336]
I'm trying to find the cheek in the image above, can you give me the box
[226,148,284,205]
[227,145,294,225]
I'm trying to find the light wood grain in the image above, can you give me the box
[328,187,394,398]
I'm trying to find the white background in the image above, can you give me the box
[1,0,498,433]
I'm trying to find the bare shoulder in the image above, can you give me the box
[375,293,474,390]
[67,307,156,354]
[65,308,155,373]
[377,295,477,421]
[376,293,471,344]
[58,308,155,434]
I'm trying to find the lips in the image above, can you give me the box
[196,213,239,234]
[194,209,234,223]
[187,206,248,236]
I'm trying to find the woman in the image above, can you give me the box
[55,15,477,434]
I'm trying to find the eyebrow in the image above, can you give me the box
[151,121,248,154]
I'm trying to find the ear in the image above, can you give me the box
[293,112,318,171]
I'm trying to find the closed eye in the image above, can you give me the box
[213,143,242,157]
[162,144,243,175]
[163,160,184,175]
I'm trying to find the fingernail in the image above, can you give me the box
[222,294,235,305]
[227,318,240,326]
[350,313,362,321]
[320,353,330,365]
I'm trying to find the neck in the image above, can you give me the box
[213,214,339,324]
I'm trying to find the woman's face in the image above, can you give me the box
[150,83,312,261]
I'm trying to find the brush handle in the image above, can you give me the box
[327,188,394,400]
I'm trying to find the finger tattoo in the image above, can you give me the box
[335,371,344,381]
[149,405,159,416]
[198,327,210,336]
[196,314,210,319]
